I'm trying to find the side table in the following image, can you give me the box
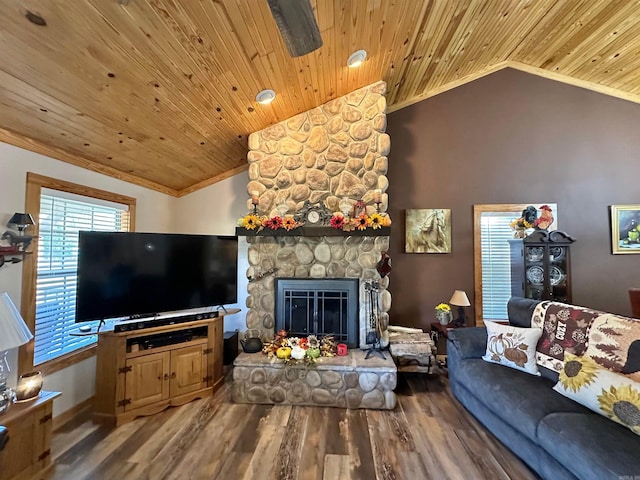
[0,390,60,480]
[430,322,468,366]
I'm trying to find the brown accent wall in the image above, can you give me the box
[386,68,640,328]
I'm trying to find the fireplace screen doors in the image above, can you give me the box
[274,278,359,347]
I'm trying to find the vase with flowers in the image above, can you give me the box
[435,303,452,325]
[510,217,532,239]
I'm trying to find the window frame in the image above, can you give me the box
[473,204,533,327]
[18,173,136,376]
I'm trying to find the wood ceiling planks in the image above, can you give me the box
[1,0,640,196]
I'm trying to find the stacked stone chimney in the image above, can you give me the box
[243,81,391,347]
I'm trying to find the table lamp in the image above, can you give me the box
[0,292,34,415]
[449,290,471,327]
[7,213,35,234]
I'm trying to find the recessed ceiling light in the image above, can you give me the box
[256,89,276,104]
[347,49,367,68]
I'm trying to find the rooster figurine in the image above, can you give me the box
[533,205,554,230]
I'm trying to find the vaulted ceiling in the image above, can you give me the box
[2,1,640,197]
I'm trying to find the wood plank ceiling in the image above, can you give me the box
[2,0,640,197]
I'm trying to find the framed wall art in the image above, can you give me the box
[405,208,451,253]
[610,204,640,254]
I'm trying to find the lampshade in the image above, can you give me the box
[449,290,471,307]
[7,213,35,230]
[0,292,33,351]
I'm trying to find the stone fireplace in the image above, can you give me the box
[242,81,391,348]
[232,81,396,410]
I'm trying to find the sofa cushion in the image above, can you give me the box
[538,412,640,480]
[451,356,588,441]
[449,380,579,480]
[447,327,487,359]
[553,353,640,436]
[482,320,542,375]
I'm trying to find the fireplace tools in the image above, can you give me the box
[364,280,386,359]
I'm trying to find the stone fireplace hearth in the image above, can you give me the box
[232,352,397,410]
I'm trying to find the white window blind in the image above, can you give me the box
[480,211,519,321]
[34,189,130,365]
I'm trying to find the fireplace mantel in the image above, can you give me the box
[235,226,391,237]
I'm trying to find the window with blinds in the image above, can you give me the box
[34,188,131,366]
[480,211,519,321]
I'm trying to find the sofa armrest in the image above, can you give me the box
[447,327,487,359]
[0,425,8,451]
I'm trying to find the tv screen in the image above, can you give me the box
[76,232,238,322]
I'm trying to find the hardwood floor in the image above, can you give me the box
[33,372,539,480]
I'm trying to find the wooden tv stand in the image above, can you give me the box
[94,309,239,426]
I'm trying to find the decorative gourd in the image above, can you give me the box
[276,346,291,359]
[291,345,306,360]
[306,347,320,359]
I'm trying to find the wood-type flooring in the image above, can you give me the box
[32,372,539,480]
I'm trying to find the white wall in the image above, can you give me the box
[0,141,250,417]
[172,172,250,333]
[0,141,173,416]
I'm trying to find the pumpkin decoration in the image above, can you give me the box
[487,332,529,367]
[504,346,528,367]
[306,347,320,359]
[291,345,306,360]
[276,346,292,359]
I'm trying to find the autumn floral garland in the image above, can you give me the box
[329,212,391,231]
[238,212,391,232]
[238,214,302,231]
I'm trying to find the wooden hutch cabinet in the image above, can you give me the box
[509,230,575,303]
[94,311,238,426]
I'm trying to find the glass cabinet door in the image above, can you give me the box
[524,246,545,300]
[548,245,569,302]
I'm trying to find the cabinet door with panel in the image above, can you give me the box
[125,351,170,411]
[170,343,207,397]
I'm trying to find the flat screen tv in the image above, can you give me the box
[76,232,238,322]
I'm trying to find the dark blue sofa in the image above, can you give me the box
[447,297,640,480]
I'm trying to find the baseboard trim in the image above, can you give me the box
[53,396,95,431]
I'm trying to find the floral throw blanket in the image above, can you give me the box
[531,302,640,381]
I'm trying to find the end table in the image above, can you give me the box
[430,322,468,366]
[0,390,60,480]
